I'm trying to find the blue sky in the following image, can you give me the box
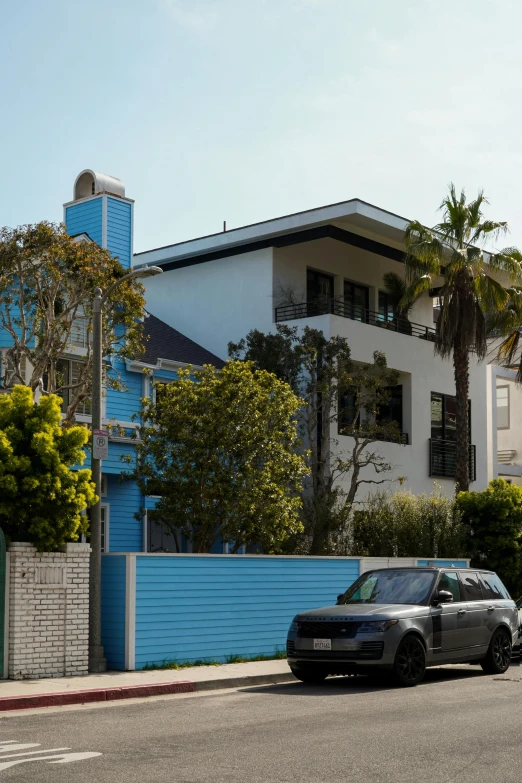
[2,0,522,252]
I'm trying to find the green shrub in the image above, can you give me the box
[0,386,96,550]
[457,479,522,596]
[352,485,466,559]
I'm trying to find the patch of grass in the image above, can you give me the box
[141,648,286,671]
[225,649,286,664]
[142,659,221,671]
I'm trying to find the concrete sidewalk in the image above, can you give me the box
[0,660,295,711]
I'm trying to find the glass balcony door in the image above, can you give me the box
[344,281,369,322]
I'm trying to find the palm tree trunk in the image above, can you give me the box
[453,340,470,493]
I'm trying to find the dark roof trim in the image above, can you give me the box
[155,224,407,273]
[134,196,411,258]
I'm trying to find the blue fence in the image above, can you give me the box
[101,554,470,671]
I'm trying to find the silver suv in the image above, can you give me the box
[286,567,518,686]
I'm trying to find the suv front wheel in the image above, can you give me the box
[392,635,426,687]
[481,627,512,675]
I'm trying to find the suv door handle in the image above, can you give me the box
[487,607,496,612]
[458,609,467,615]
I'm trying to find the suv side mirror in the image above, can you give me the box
[432,589,453,606]
[337,594,343,603]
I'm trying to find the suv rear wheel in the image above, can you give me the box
[480,627,512,675]
[392,635,426,687]
[290,666,328,684]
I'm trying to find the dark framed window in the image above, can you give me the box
[459,571,483,601]
[339,388,357,430]
[431,392,470,441]
[307,269,334,301]
[378,385,403,431]
[344,281,369,322]
[378,291,395,322]
[56,358,91,416]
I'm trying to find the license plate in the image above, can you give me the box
[314,638,331,650]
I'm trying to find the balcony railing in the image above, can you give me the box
[275,298,436,341]
[429,438,476,482]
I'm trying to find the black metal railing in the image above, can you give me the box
[429,438,476,482]
[338,426,409,445]
[275,298,436,341]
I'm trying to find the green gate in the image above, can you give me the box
[0,529,6,677]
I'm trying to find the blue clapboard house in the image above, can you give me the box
[1,169,224,554]
[64,170,226,553]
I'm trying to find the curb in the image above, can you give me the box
[0,671,295,712]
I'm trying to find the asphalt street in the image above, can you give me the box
[1,664,522,782]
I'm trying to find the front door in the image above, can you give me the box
[438,571,470,656]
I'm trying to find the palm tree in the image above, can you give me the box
[382,271,416,334]
[404,185,522,493]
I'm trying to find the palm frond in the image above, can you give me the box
[474,273,510,314]
[487,247,522,281]
[470,219,508,245]
[404,221,444,283]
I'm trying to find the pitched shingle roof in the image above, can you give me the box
[140,312,225,368]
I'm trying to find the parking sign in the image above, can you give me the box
[92,429,109,460]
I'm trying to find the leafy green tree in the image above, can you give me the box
[457,479,522,596]
[229,326,402,555]
[352,485,466,559]
[0,386,96,550]
[133,361,308,554]
[404,186,522,492]
[0,221,146,422]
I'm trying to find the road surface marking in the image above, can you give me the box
[0,741,101,772]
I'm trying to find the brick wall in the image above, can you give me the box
[7,542,90,680]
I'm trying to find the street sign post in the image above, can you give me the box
[92,430,109,461]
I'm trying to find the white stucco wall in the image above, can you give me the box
[143,239,490,500]
[143,248,275,360]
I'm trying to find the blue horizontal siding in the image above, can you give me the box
[106,474,143,552]
[101,555,126,670]
[65,199,103,246]
[105,363,143,421]
[417,559,468,567]
[133,556,360,668]
[153,369,178,382]
[107,198,132,269]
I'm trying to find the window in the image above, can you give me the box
[56,358,91,416]
[496,385,509,429]
[438,571,461,602]
[153,379,172,404]
[459,571,483,601]
[378,385,403,432]
[344,281,369,322]
[378,291,395,323]
[69,306,89,350]
[431,392,470,441]
[307,269,334,302]
[339,388,357,430]
[479,572,510,600]
[337,570,436,606]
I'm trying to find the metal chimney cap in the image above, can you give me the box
[73,169,125,201]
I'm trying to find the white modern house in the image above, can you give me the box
[136,197,512,500]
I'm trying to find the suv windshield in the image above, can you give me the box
[337,570,436,606]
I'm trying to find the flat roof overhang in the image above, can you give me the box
[134,198,411,272]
